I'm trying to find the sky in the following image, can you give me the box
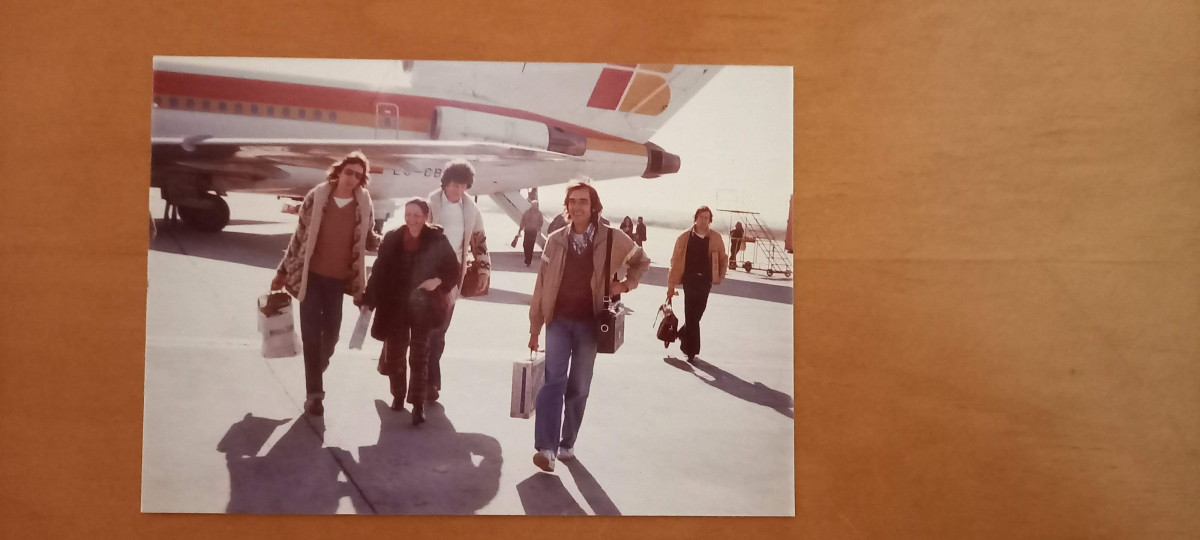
[530,65,794,234]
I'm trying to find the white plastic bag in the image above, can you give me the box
[510,353,545,419]
[348,306,372,350]
[257,292,300,358]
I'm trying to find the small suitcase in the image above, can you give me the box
[510,353,546,419]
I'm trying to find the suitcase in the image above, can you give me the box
[510,353,546,419]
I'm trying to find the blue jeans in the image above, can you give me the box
[534,317,598,452]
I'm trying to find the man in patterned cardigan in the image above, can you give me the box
[271,151,381,416]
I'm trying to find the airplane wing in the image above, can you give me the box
[151,136,581,196]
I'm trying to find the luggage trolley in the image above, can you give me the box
[718,209,793,278]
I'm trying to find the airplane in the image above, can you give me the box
[151,57,721,235]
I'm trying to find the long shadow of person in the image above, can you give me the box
[664,357,795,419]
[561,459,621,515]
[514,459,621,516]
[219,414,357,514]
[515,473,587,515]
[340,400,503,515]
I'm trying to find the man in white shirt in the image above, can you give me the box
[425,159,490,401]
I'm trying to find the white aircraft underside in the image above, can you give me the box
[150,58,719,233]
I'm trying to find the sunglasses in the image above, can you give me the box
[341,169,366,180]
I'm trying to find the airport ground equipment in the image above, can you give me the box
[717,209,793,278]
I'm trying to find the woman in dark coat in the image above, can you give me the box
[362,198,460,425]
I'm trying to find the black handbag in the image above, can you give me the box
[653,299,678,348]
[596,227,625,354]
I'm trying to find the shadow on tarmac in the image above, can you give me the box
[342,400,503,515]
[516,474,588,515]
[665,356,795,419]
[152,222,791,305]
[152,221,291,270]
[461,286,532,306]
[562,459,622,516]
[216,402,503,515]
[219,414,358,514]
[514,458,622,516]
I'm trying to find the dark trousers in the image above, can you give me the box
[383,319,433,405]
[427,303,455,390]
[730,240,742,262]
[679,276,712,358]
[522,229,538,265]
[299,273,346,399]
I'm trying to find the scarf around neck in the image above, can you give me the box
[568,222,596,255]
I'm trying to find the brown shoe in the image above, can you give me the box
[412,403,426,426]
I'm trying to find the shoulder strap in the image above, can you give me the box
[603,225,613,298]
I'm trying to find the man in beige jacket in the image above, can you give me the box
[666,206,728,363]
[527,179,651,472]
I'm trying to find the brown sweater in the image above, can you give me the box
[308,197,357,279]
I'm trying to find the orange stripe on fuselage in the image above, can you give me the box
[153,70,646,155]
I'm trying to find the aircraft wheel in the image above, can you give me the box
[178,193,230,233]
[784,270,792,278]
[743,261,753,273]
[767,269,774,277]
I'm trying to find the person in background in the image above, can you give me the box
[424,159,490,402]
[547,213,568,235]
[729,221,745,266]
[362,198,459,426]
[666,206,728,364]
[271,151,381,416]
[619,216,634,238]
[634,216,647,247]
[527,179,651,472]
[517,200,545,267]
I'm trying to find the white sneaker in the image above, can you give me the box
[557,447,576,461]
[533,449,556,472]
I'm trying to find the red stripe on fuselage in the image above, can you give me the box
[153,70,635,143]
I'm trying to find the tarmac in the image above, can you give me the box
[142,191,795,516]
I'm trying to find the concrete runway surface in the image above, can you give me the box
[143,192,795,516]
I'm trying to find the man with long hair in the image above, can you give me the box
[271,151,381,416]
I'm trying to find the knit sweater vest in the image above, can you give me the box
[309,197,357,280]
[555,242,595,321]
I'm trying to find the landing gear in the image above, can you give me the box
[177,193,230,232]
[742,261,753,273]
